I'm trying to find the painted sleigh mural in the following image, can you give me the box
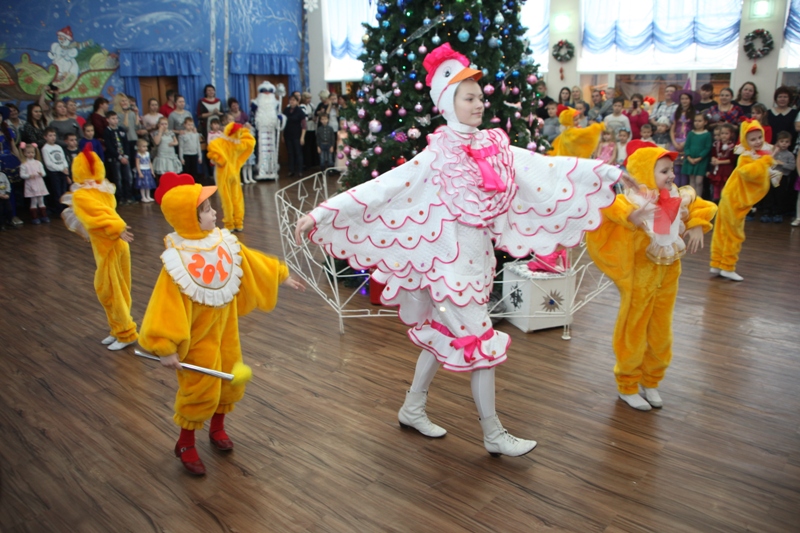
[0,27,118,102]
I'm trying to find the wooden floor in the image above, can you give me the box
[1,174,799,533]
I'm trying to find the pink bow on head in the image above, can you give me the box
[462,144,506,192]
[19,142,37,149]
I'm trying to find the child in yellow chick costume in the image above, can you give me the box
[62,144,138,351]
[587,140,717,411]
[207,122,255,232]
[548,105,605,159]
[709,119,778,282]
[138,172,304,475]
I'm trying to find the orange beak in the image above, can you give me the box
[448,67,483,85]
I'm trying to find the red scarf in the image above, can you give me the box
[653,188,681,235]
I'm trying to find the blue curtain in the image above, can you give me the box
[786,0,800,44]
[520,0,551,70]
[118,51,205,117]
[228,53,300,109]
[123,78,143,111]
[582,0,741,55]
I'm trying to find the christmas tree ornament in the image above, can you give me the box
[445,12,454,22]
[514,111,521,118]
[362,34,370,44]
[464,11,473,22]
[483,84,495,95]
[458,29,470,42]
[350,148,361,159]
[357,108,366,119]
[396,46,404,56]
[375,65,384,74]
[527,141,536,151]
[409,71,417,79]
[396,156,406,165]
[378,4,387,15]
[408,52,417,61]
[431,34,442,45]
[482,68,490,76]
[369,97,376,104]
[475,33,484,42]
[381,20,389,28]
[511,70,519,77]
[393,88,402,97]
[380,50,389,62]
[337,153,344,160]
[349,124,360,134]
[500,80,507,92]
[511,87,520,95]
[506,117,512,132]
[361,158,370,167]
[385,109,393,117]
[398,107,407,117]
[374,146,383,155]
[423,17,431,25]
[368,119,382,133]
[494,12,504,25]
[490,116,501,124]
[408,127,421,139]
[394,131,408,143]
[379,36,386,45]
[363,73,374,84]
[431,106,438,114]
[484,101,491,108]
[433,1,441,10]
[418,44,427,54]
[392,81,398,87]
[415,81,424,91]
[344,146,352,155]
[495,70,505,80]
[414,102,423,112]
[371,170,379,178]
[400,25,407,36]
[488,37,500,48]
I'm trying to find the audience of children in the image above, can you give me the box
[604,97,632,137]
[152,117,182,180]
[682,113,713,196]
[593,129,617,165]
[708,123,736,202]
[41,127,70,214]
[134,139,156,203]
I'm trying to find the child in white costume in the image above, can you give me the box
[296,44,621,457]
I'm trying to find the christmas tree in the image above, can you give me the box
[338,0,550,190]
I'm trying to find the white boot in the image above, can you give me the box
[709,267,720,275]
[398,390,447,438]
[108,340,135,351]
[720,270,744,281]
[619,393,652,411]
[101,335,116,345]
[478,414,537,457]
[641,386,663,408]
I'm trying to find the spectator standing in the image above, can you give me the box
[48,100,82,147]
[708,88,745,130]
[89,97,110,149]
[227,98,248,124]
[159,89,177,118]
[168,95,193,135]
[300,92,318,169]
[282,94,306,177]
[695,83,717,113]
[734,82,759,117]
[534,81,556,120]
[587,89,613,123]
[649,84,678,127]
[197,84,222,138]
[623,93,650,140]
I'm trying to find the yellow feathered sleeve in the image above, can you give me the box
[678,186,717,233]
[236,244,290,317]
[549,122,605,159]
[72,188,127,240]
[138,268,192,359]
[586,195,637,285]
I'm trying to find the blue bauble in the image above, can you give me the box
[379,36,386,45]
[512,70,519,77]
[434,1,441,11]
[400,26,407,35]
[357,90,365,98]
[431,34,442,45]
[502,29,510,36]
[423,17,431,25]
[375,13,382,20]
[495,70,504,80]
[481,68,490,76]
[409,71,417,79]
[396,0,404,7]
[363,74,374,84]
[520,56,529,65]
[471,50,478,57]
[464,12,472,22]
[445,12,454,22]
[408,52,416,61]
[494,13,504,25]
[378,4,387,15]
[458,29,470,42]
[380,50,388,62]
[475,33,484,42]
[488,37,500,48]
[381,20,389,28]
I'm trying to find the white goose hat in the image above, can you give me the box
[423,43,483,133]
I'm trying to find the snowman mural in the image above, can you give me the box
[48,26,92,87]
[250,81,287,180]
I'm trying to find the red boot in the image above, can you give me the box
[209,412,234,451]
[38,207,50,223]
[29,208,40,225]
[174,429,205,475]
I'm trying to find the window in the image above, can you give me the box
[580,0,742,72]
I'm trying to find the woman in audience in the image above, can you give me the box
[708,88,745,130]
[197,84,222,138]
[142,98,163,137]
[20,103,48,147]
[227,98,248,125]
[49,100,82,147]
[734,82,759,117]
[89,97,109,148]
[64,99,85,129]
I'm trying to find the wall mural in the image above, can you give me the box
[0,0,304,112]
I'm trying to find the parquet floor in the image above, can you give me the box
[1,174,798,532]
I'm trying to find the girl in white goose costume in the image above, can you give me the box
[296,44,621,457]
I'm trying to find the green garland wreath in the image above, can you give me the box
[552,39,575,63]
[744,29,774,60]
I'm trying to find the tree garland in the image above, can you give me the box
[552,40,575,63]
[743,29,774,60]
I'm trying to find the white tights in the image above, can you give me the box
[408,350,497,419]
[30,196,45,209]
